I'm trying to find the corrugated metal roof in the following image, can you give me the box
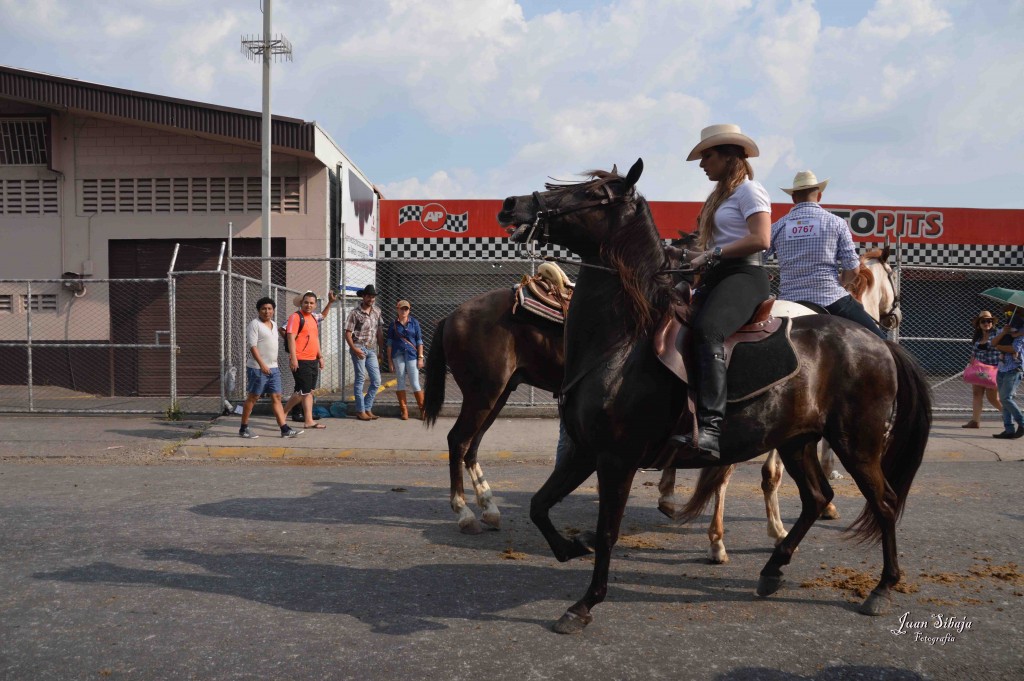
[0,65,315,153]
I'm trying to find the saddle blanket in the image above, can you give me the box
[512,284,566,324]
[725,321,799,402]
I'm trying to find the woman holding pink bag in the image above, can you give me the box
[962,310,1002,428]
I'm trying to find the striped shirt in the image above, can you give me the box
[766,202,859,307]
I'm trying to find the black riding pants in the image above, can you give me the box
[692,263,771,348]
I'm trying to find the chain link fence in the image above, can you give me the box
[0,277,175,413]
[3,253,1023,416]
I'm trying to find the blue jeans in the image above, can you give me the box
[826,294,888,339]
[555,419,575,467]
[351,346,381,413]
[393,358,421,391]
[996,369,1023,432]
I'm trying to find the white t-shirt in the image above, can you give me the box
[711,179,771,248]
[246,318,279,370]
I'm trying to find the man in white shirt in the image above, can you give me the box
[239,297,303,439]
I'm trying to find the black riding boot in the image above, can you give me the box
[669,345,727,460]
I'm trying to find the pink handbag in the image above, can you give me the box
[963,358,997,390]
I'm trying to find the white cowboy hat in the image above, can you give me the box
[781,170,829,195]
[686,123,760,161]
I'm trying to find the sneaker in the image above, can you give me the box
[239,428,259,439]
[281,427,304,438]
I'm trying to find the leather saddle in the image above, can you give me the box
[653,287,798,403]
[512,265,574,324]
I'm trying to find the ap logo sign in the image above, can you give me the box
[397,203,469,233]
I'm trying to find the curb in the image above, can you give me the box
[176,445,554,462]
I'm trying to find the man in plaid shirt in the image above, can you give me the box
[345,284,385,421]
[766,170,886,339]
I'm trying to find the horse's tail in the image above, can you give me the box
[422,318,448,427]
[675,465,733,525]
[848,341,933,543]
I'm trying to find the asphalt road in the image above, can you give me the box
[1,450,1021,680]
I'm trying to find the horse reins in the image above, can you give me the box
[520,183,698,277]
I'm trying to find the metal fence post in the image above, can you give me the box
[219,269,226,412]
[241,279,248,403]
[169,275,178,410]
[25,281,33,412]
[340,253,347,398]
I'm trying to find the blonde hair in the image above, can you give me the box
[696,145,754,249]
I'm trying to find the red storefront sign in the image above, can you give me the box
[383,199,1024,245]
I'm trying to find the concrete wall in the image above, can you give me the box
[1,111,331,340]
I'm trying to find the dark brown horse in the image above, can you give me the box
[498,159,932,634]
[422,287,563,534]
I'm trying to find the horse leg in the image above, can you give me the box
[529,454,598,562]
[656,468,680,519]
[761,450,788,544]
[818,440,841,520]
[464,390,514,531]
[835,445,902,616]
[707,464,735,564]
[757,441,833,598]
[448,401,501,535]
[553,464,636,635]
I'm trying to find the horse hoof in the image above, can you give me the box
[820,504,840,520]
[859,591,892,616]
[708,546,730,564]
[657,501,678,519]
[572,531,597,554]
[552,611,592,635]
[481,513,501,530]
[756,575,783,597]
[772,532,789,546]
[459,519,484,535]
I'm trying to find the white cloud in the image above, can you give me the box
[856,0,952,41]
[104,15,148,37]
[1,0,1021,208]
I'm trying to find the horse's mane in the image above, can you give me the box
[546,169,671,338]
[861,248,885,261]
[847,264,875,302]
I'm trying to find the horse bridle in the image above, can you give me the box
[519,181,696,276]
[874,259,901,330]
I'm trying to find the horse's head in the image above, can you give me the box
[498,158,645,259]
[857,246,901,330]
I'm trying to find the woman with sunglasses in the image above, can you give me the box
[963,310,1002,428]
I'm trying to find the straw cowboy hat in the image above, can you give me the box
[686,124,760,161]
[781,170,830,196]
[972,310,995,328]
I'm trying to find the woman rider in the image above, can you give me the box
[670,124,772,461]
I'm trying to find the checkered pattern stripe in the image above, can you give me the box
[382,238,1022,267]
[380,238,573,260]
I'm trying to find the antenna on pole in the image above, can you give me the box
[241,0,293,295]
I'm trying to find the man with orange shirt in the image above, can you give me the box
[282,290,334,429]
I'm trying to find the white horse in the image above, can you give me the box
[657,245,900,563]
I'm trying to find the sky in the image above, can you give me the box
[1,0,1022,208]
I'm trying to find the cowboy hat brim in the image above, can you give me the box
[781,178,830,195]
[686,133,760,161]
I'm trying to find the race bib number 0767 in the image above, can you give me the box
[785,217,821,240]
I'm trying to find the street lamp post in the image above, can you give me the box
[241,0,292,294]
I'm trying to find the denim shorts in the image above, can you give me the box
[246,366,282,396]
